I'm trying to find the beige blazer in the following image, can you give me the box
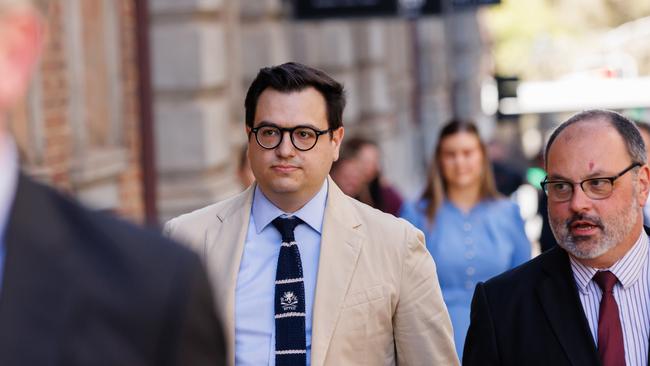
[165,177,458,366]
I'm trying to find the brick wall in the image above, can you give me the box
[9,0,145,222]
[116,0,144,220]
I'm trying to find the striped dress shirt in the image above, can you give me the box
[570,232,650,366]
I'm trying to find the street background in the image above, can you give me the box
[11,0,650,239]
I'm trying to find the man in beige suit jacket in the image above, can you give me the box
[165,62,458,366]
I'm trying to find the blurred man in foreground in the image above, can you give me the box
[464,110,650,365]
[0,1,225,364]
[166,62,458,365]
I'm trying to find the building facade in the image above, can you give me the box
[16,0,488,224]
[12,0,145,221]
[151,0,488,222]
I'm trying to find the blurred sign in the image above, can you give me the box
[292,0,499,19]
[448,0,500,7]
[293,0,398,19]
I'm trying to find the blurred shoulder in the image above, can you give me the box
[400,199,426,215]
[482,197,521,215]
[398,198,428,224]
[18,175,201,281]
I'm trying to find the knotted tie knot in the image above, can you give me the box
[272,216,303,243]
[594,271,619,294]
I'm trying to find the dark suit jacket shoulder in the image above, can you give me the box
[0,174,225,366]
[463,246,600,366]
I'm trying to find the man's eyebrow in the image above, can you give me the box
[256,121,321,129]
[545,173,570,181]
[546,169,612,181]
[255,120,278,127]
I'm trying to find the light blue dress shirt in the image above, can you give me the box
[235,180,327,366]
[0,137,18,293]
[400,198,530,358]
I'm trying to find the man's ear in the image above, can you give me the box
[331,127,344,161]
[0,10,45,109]
[637,164,650,207]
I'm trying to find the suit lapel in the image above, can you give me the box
[311,178,364,366]
[536,247,601,366]
[204,184,254,365]
[0,175,73,363]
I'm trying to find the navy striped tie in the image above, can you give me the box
[272,216,307,366]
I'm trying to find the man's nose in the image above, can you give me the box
[275,131,296,157]
[569,184,592,213]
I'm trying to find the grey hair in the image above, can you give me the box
[544,109,647,168]
[635,120,650,137]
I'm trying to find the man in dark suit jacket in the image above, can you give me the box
[464,110,650,366]
[0,2,225,364]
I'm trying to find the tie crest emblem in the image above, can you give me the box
[280,291,299,311]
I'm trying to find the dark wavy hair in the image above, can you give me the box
[244,62,345,131]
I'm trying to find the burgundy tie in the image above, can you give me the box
[593,271,625,366]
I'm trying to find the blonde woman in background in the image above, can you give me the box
[400,119,531,358]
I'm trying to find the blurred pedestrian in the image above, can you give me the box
[330,153,364,197]
[488,140,524,196]
[331,137,403,215]
[165,62,458,365]
[0,1,225,364]
[464,110,650,366]
[400,119,530,358]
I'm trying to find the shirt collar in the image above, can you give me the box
[570,230,649,293]
[0,136,18,241]
[252,180,328,234]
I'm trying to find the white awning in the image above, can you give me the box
[499,77,650,115]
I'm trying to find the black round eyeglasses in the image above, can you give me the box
[249,124,334,151]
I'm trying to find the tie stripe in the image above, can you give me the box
[276,277,304,285]
[276,350,307,355]
[275,312,306,319]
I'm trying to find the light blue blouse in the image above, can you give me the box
[400,198,530,358]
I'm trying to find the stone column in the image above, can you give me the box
[151,0,241,221]
[444,8,484,121]
[288,19,360,129]
[384,19,431,197]
[417,17,453,168]
[354,19,420,196]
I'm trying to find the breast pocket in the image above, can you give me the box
[343,284,384,308]
[331,285,392,365]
